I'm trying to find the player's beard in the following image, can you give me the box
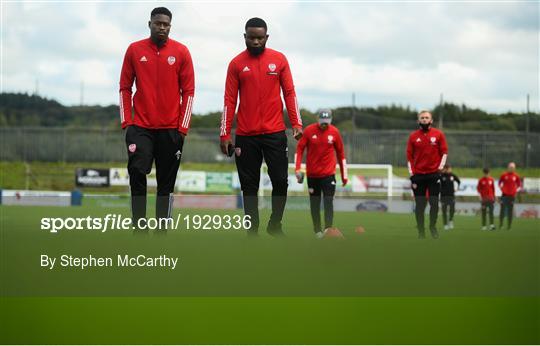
[247,45,265,56]
[419,123,431,132]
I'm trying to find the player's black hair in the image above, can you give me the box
[151,7,172,20]
[245,17,267,31]
[483,167,490,174]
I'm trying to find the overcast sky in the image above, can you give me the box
[2,1,538,114]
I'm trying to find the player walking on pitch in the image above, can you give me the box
[477,168,496,231]
[119,7,195,227]
[295,109,348,238]
[498,162,521,230]
[406,111,448,239]
[220,18,303,236]
[440,164,460,230]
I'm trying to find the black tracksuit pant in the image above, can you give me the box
[234,131,289,233]
[125,125,184,226]
[307,175,336,233]
[441,196,455,225]
[481,200,495,226]
[411,173,441,236]
[499,195,515,229]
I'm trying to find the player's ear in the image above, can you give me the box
[148,21,151,29]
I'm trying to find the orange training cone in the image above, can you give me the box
[355,226,365,234]
[324,227,345,238]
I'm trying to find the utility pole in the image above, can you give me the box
[351,92,356,131]
[525,93,530,168]
[351,92,356,162]
[438,93,444,129]
[80,81,85,106]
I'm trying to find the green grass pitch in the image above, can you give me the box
[0,200,538,344]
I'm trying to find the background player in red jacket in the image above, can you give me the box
[295,109,348,238]
[119,7,195,228]
[477,167,496,231]
[219,18,303,236]
[498,162,521,230]
[406,111,448,239]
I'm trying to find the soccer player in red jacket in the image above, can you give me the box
[477,168,496,231]
[295,109,348,238]
[498,162,521,230]
[219,18,303,236]
[119,7,195,228]
[406,111,448,239]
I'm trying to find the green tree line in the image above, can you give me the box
[1,92,538,132]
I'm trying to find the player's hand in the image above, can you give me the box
[293,127,303,141]
[220,139,233,156]
[295,170,304,184]
[342,178,348,187]
[409,175,418,189]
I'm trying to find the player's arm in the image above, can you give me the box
[454,174,461,190]
[119,45,135,129]
[334,130,348,186]
[406,135,414,177]
[295,133,307,172]
[220,60,239,155]
[295,133,308,182]
[178,46,195,136]
[476,179,482,201]
[437,132,448,171]
[279,55,302,140]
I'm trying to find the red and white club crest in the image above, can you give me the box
[327,135,334,144]
[430,137,436,143]
[128,144,137,153]
[167,56,176,65]
[235,147,242,157]
[268,63,276,72]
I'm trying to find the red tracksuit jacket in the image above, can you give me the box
[295,123,347,181]
[406,127,448,175]
[498,172,521,197]
[119,37,195,134]
[220,48,302,140]
[477,176,496,202]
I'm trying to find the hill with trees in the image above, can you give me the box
[1,92,538,132]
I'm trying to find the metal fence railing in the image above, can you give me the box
[1,127,539,168]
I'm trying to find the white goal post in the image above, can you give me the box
[260,163,394,198]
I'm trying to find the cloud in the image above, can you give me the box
[1,1,538,113]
